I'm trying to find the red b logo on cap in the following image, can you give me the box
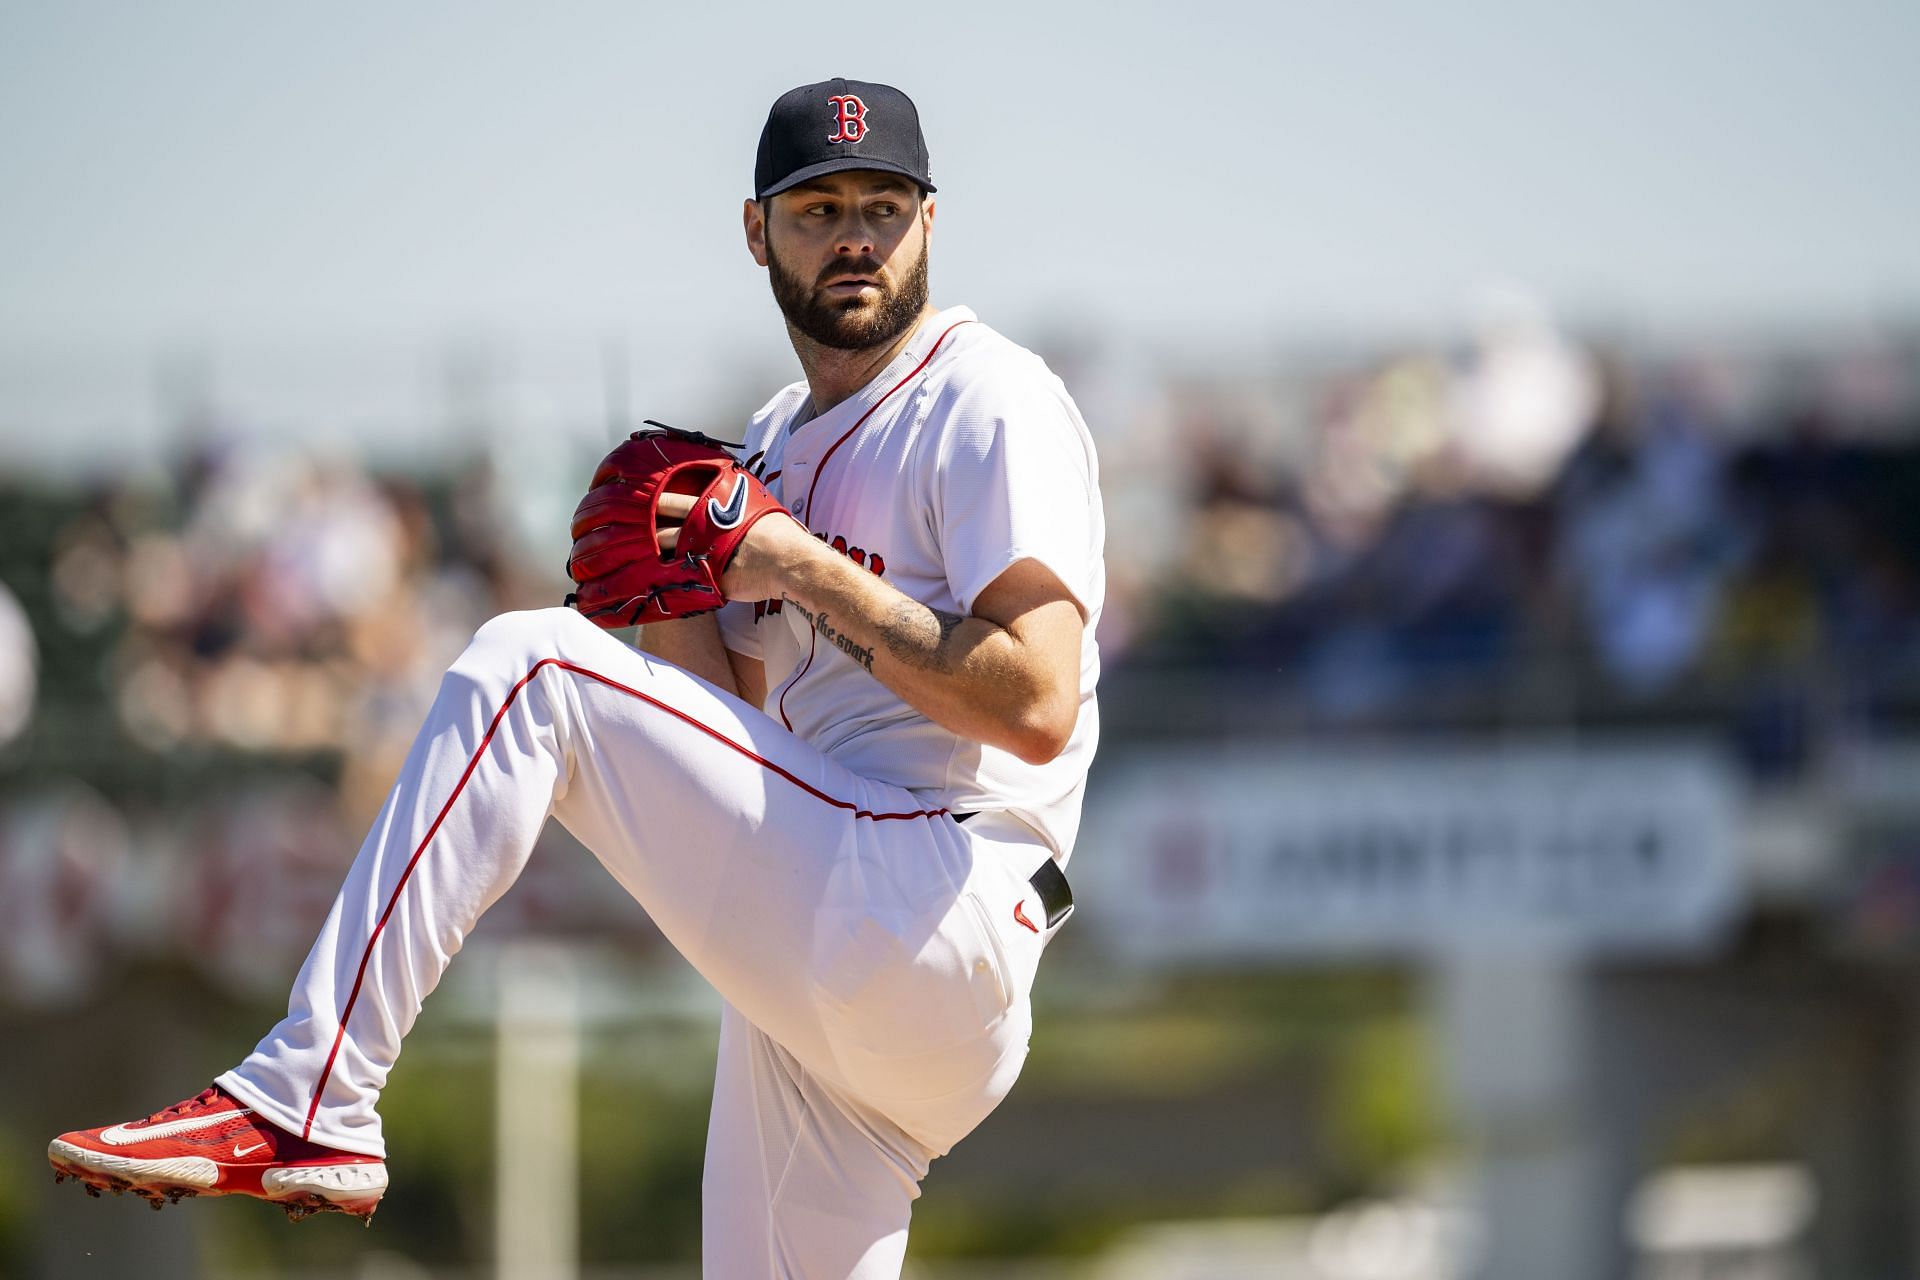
[827,94,868,143]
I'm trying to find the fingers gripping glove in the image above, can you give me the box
[565,422,789,629]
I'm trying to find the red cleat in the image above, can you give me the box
[48,1086,387,1222]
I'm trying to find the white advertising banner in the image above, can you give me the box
[1072,743,1744,960]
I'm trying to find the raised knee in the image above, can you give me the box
[471,606,577,647]
[461,606,600,675]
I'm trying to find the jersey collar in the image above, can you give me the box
[789,306,977,438]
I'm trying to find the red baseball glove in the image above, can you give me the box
[565,421,789,629]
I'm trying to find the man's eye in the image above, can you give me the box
[804,204,835,217]
[870,203,899,217]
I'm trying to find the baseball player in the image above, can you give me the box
[49,77,1103,1279]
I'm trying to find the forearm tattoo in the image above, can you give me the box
[880,600,965,674]
[787,601,875,673]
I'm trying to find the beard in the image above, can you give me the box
[765,233,930,352]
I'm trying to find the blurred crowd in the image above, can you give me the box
[5,442,556,818]
[1114,310,1920,775]
[1,316,1917,805]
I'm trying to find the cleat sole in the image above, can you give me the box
[49,1139,383,1223]
[278,1192,379,1224]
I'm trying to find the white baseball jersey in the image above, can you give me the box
[215,304,1102,1279]
[720,305,1104,861]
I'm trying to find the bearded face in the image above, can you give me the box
[763,213,930,352]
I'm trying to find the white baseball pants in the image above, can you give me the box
[215,606,1056,1278]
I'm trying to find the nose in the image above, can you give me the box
[833,211,877,258]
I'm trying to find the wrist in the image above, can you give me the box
[768,523,844,611]
[726,511,824,602]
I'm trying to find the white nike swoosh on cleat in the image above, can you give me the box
[98,1109,254,1145]
[233,1142,268,1158]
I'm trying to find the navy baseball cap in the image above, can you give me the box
[754,78,935,201]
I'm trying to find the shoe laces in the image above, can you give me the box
[149,1086,222,1123]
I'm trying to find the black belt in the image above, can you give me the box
[954,811,1074,929]
[1028,855,1074,929]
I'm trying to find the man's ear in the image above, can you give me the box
[743,198,769,267]
[921,197,935,242]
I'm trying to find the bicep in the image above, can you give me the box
[971,557,1084,688]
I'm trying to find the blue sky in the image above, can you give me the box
[1,1,1915,455]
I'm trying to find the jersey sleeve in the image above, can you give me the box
[932,373,1101,617]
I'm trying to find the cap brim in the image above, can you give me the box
[757,157,935,200]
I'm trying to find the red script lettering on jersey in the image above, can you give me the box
[750,533,886,623]
[827,95,868,143]
[820,531,886,578]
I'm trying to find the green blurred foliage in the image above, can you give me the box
[909,968,1446,1262]
[0,1119,31,1278]
[1326,1016,1448,1178]
[575,1029,716,1265]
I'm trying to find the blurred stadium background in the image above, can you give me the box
[4,3,1919,1278]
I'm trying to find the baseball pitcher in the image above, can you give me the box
[49,77,1103,1280]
